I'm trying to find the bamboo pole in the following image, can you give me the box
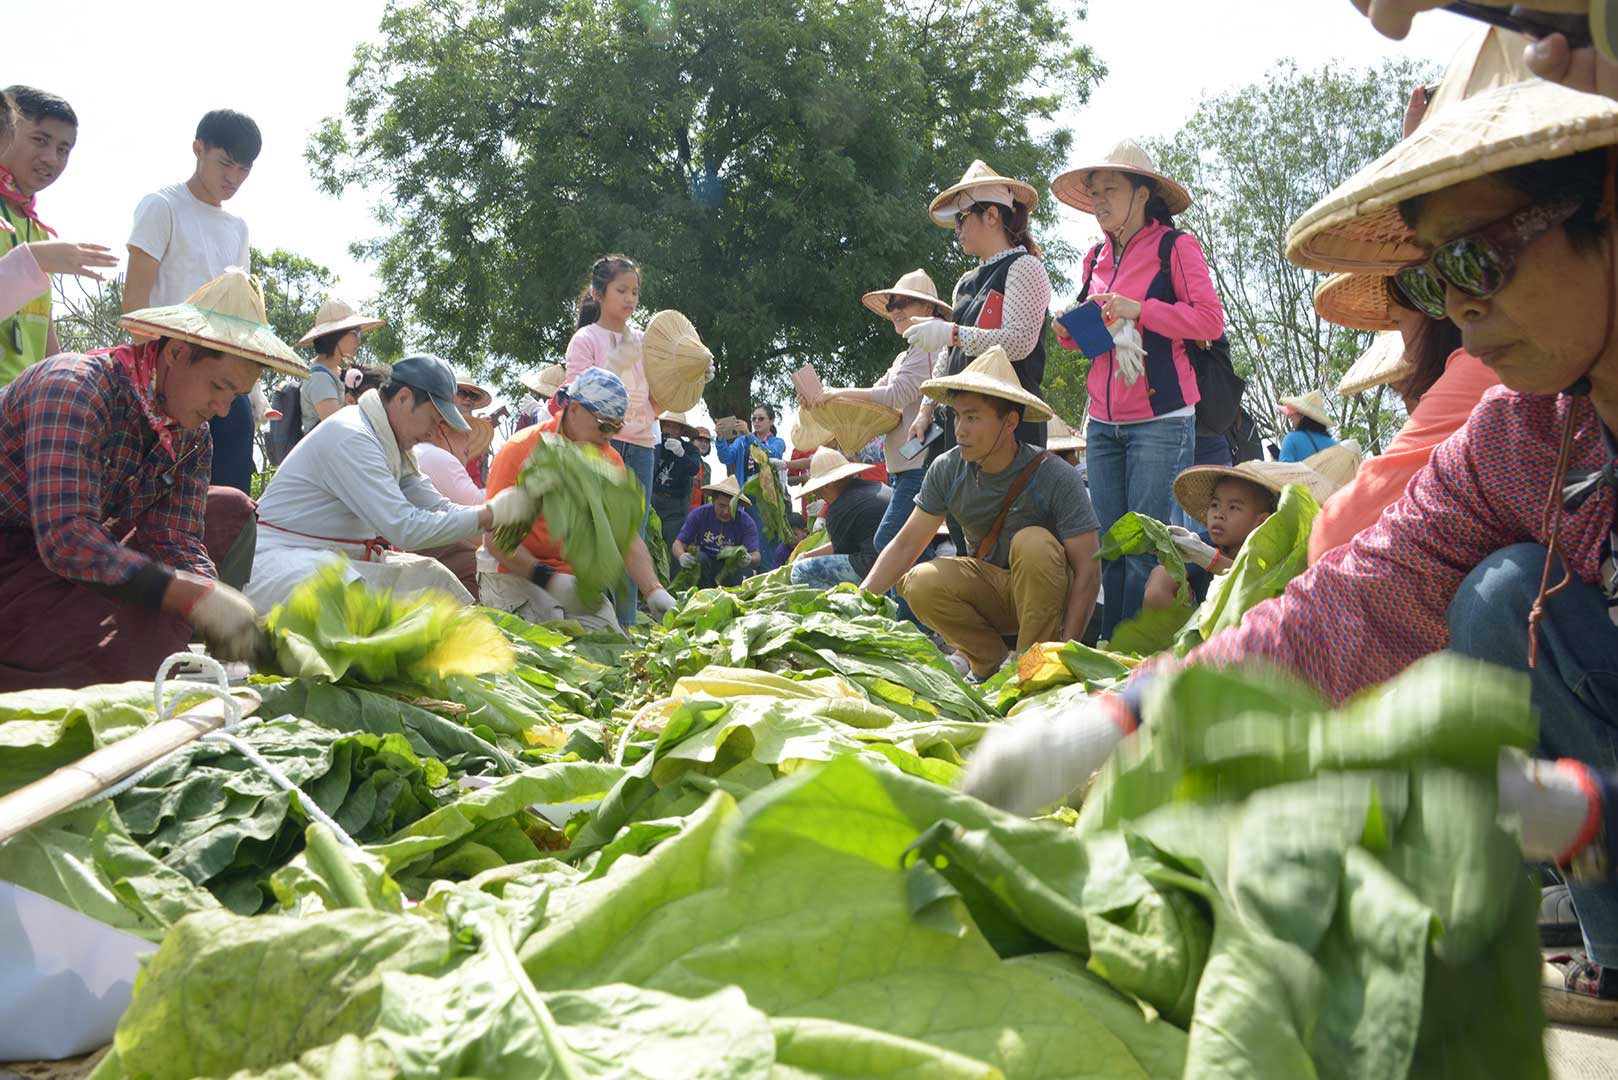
[0,688,261,843]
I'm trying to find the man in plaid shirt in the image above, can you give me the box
[0,269,307,690]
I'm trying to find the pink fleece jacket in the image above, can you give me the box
[0,244,47,323]
[1072,222,1224,424]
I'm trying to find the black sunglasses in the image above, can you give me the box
[1393,198,1580,320]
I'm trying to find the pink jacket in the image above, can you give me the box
[1071,222,1224,424]
[563,322,655,448]
[0,244,47,323]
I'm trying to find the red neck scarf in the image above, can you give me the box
[0,165,56,238]
[100,341,181,461]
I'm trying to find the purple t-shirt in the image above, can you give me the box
[677,503,760,556]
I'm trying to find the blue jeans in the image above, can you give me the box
[612,440,656,627]
[790,554,861,590]
[1194,433,1233,467]
[1448,543,1618,965]
[875,468,925,553]
[1086,414,1195,637]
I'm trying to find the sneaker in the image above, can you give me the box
[1541,883,1584,947]
[946,652,972,678]
[1542,952,1618,1027]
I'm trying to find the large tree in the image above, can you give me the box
[1146,57,1435,453]
[310,0,1102,414]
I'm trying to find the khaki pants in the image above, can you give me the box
[899,526,1069,677]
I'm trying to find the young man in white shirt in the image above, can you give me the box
[124,110,265,495]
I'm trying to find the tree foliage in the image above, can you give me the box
[311,0,1103,414]
[1148,58,1435,452]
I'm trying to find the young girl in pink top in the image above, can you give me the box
[562,254,657,623]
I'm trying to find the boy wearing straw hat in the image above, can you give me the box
[788,446,891,590]
[0,270,294,689]
[860,347,1100,681]
[673,475,761,588]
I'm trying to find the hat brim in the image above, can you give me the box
[1051,164,1193,216]
[430,394,472,432]
[1338,331,1414,397]
[295,314,384,348]
[1279,397,1332,427]
[796,460,871,498]
[861,288,953,319]
[465,415,495,459]
[1287,77,1618,271]
[919,372,1054,424]
[928,174,1040,226]
[1047,436,1087,453]
[643,310,713,413]
[1173,466,1272,526]
[120,304,307,380]
[1314,273,1402,332]
[702,484,751,507]
[456,381,494,410]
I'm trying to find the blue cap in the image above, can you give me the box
[560,367,629,421]
[389,354,470,432]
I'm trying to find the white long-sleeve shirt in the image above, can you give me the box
[414,442,486,506]
[866,344,938,474]
[255,404,481,554]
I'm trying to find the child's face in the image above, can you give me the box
[598,270,640,324]
[1205,478,1272,553]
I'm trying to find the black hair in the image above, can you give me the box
[1124,174,1176,228]
[951,390,1022,424]
[345,364,389,401]
[1296,416,1331,436]
[965,200,1043,259]
[2,85,76,128]
[1385,281,1466,405]
[157,336,224,365]
[786,512,807,530]
[1398,147,1610,255]
[1212,474,1279,515]
[576,255,640,328]
[0,89,12,144]
[751,402,778,436]
[311,328,353,357]
[195,109,262,166]
[380,381,432,408]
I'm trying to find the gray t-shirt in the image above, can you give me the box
[917,443,1098,567]
[300,364,345,434]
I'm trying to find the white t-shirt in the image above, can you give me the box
[127,183,251,307]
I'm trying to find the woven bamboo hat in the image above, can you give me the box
[521,364,567,399]
[121,269,307,379]
[1046,416,1086,453]
[1279,389,1332,428]
[657,409,698,436]
[1173,459,1343,526]
[795,446,872,499]
[702,474,751,507]
[862,268,952,318]
[455,374,493,411]
[465,415,495,461]
[642,310,713,412]
[1314,273,1403,332]
[797,398,901,456]
[1304,441,1363,490]
[296,296,384,348]
[1287,27,1618,271]
[1051,139,1193,216]
[929,160,1040,226]
[920,346,1054,424]
[790,410,832,452]
[1338,331,1414,396]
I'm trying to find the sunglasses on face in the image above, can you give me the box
[579,404,624,435]
[1393,198,1580,320]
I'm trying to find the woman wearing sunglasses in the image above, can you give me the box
[965,30,1618,1026]
[798,269,953,552]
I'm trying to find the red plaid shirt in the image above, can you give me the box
[0,351,214,598]
[1165,386,1616,703]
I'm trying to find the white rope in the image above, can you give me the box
[73,652,360,849]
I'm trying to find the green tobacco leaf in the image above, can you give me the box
[1098,512,1188,604]
[0,682,186,796]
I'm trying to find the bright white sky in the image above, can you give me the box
[10,0,1475,443]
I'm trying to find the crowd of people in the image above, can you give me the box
[5,0,1618,1024]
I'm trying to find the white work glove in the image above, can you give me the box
[963,697,1132,816]
[488,487,537,530]
[1110,318,1145,386]
[678,551,700,569]
[806,500,826,521]
[647,588,678,617]
[546,572,583,614]
[189,581,263,662]
[903,318,956,353]
[663,437,685,456]
[1166,525,1218,570]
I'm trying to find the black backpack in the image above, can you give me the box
[266,381,303,465]
[1226,405,1264,464]
[1078,232,1247,437]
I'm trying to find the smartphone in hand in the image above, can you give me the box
[900,421,944,460]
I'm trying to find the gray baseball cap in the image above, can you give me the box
[389,354,470,432]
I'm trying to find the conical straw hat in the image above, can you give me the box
[1051,138,1193,216]
[120,269,308,379]
[1046,416,1086,453]
[1279,389,1332,428]
[862,268,953,318]
[521,364,566,398]
[1304,441,1363,490]
[1338,331,1414,397]
[797,397,901,456]
[790,409,832,452]
[929,160,1040,226]
[642,310,713,412]
[1288,27,1618,271]
[1173,459,1343,526]
[1314,273,1402,332]
[795,446,872,498]
[465,415,495,461]
[919,345,1055,424]
[455,373,493,411]
[701,474,751,507]
[296,296,384,348]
